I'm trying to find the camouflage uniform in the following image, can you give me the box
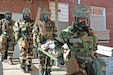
[13,8,34,72]
[59,4,98,75]
[0,10,15,64]
[33,8,57,74]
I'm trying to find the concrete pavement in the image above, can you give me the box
[0,59,67,75]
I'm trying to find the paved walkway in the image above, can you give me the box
[0,59,67,75]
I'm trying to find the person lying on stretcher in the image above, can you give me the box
[41,40,57,55]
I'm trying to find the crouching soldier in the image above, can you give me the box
[13,8,34,72]
[59,4,99,75]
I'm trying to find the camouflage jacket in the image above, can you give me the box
[33,20,57,44]
[0,18,15,36]
[59,25,98,57]
[13,19,34,41]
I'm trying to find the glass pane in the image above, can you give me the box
[93,9,103,15]
[89,9,93,14]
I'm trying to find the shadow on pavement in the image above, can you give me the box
[0,61,3,75]
[28,64,39,75]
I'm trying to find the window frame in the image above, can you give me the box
[90,6,106,31]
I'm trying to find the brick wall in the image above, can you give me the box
[80,0,113,47]
[0,0,49,20]
[59,0,113,47]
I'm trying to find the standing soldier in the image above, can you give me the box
[0,10,15,65]
[13,8,34,72]
[59,4,98,75]
[33,8,57,74]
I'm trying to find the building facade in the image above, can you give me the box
[0,0,113,47]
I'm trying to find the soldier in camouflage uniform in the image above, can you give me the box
[33,8,57,75]
[13,8,34,72]
[59,4,98,75]
[0,10,15,65]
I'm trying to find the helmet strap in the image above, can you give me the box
[73,17,79,28]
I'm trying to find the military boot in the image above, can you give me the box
[0,55,4,62]
[20,59,27,72]
[20,66,26,73]
[7,57,13,65]
[26,65,32,71]
[8,60,13,65]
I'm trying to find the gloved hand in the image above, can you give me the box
[34,43,38,48]
[3,31,7,35]
[90,51,96,59]
[57,53,65,65]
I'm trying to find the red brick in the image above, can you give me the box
[59,0,113,46]
[0,0,49,19]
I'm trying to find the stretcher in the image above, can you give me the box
[38,47,58,61]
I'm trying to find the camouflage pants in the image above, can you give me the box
[0,43,6,56]
[7,36,15,61]
[38,50,52,74]
[0,36,15,61]
[18,38,34,67]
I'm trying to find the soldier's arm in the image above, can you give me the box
[12,20,15,33]
[0,19,7,34]
[59,27,72,43]
[13,21,20,32]
[59,31,69,43]
[32,24,39,35]
[13,21,20,41]
[32,24,40,47]
[0,20,2,34]
[93,35,98,51]
[88,29,98,59]
[11,20,16,44]
[88,29,98,51]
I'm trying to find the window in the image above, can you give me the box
[49,2,69,35]
[93,9,103,15]
[90,7,104,16]
[49,2,69,22]
[90,6,106,31]
[90,6,110,43]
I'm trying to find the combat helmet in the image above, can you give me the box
[72,4,90,18]
[22,8,31,14]
[4,10,12,15]
[41,8,51,16]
